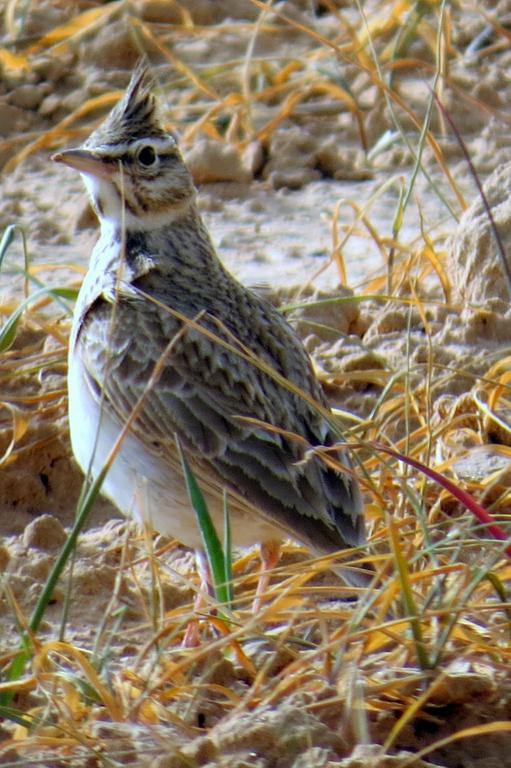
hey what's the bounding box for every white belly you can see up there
[68,353,283,550]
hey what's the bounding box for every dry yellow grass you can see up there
[0,1,510,766]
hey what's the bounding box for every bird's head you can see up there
[53,63,195,231]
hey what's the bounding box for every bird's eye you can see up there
[137,145,157,166]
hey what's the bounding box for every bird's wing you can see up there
[77,287,364,551]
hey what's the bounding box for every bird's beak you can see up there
[52,149,115,180]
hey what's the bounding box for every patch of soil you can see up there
[1,1,511,766]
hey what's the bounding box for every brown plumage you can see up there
[53,64,369,594]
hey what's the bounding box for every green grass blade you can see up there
[0,225,16,266]
[0,706,39,729]
[0,305,22,352]
[0,286,76,352]
[388,515,431,670]
[223,489,233,605]
[0,463,111,705]
[0,224,30,298]
[176,438,231,609]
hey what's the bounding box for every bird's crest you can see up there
[85,61,167,148]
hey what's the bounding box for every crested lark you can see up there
[53,64,369,601]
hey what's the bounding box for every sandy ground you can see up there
[1,1,511,766]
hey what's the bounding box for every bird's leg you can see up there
[183,549,212,647]
[252,539,281,615]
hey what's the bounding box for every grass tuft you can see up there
[0,1,510,764]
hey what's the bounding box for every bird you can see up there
[52,63,369,624]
